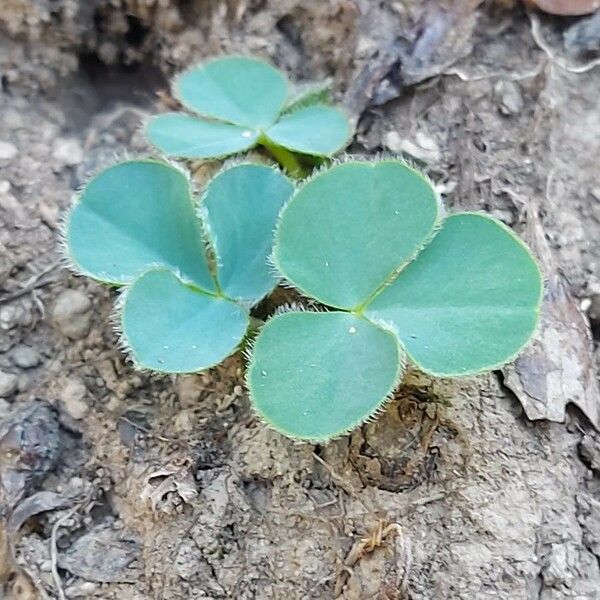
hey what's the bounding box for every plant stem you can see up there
[259,137,307,179]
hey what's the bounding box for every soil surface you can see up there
[1,1,600,599]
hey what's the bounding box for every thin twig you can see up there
[528,10,600,74]
[312,452,370,512]
[0,261,61,304]
[119,414,193,448]
[444,62,544,82]
[49,503,80,600]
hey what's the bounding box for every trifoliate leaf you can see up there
[146,113,259,159]
[66,160,215,291]
[202,164,294,303]
[175,57,288,129]
[274,160,440,309]
[365,213,543,376]
[248,311,403,441]
[121,269,248,373]
[265,105,352,157]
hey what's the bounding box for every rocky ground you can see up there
[1,1,600,599]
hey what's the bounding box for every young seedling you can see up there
[247,159,543,441]
[63,159,294,372]
[146,56,353,176]
[61,54,542,443]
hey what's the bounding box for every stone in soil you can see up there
[12,344,41,368]
[52,137,84,167]
[52,289,92,339]
[0,369,19,397]
[59,377,89,420]
[0,140,18,160]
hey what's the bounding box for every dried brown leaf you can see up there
[502,206,600,429]
[140,460,198,513]
[7,491,73,537]
[526,0,600,16]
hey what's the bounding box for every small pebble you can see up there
[0,398,11,418]
[177,374,203,408]
[495,80,524,116]
[52,137,84,167]
[64,581,97,596]
[0,305,18,330]
[39,560,52,573]
[0,370,19,397]
[38,200,60,228]
[564,10,600,54]
[60,377,89,419]
[588,293,600,327]
[392,131,441,163]
[0,141,17,160]
[52,289,92,339]
[12,345,40,369]
[0,303,32,330]
[383,130,402,153]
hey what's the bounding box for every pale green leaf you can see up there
[365,213,543,376]
[146,113,258,159]
[121,269,249,373]
[274,160,440,309]
[265,105,351,156]
[175,56,288,129]
[248,311,403,441]
[66,160,215,291]
[202,164,294,303]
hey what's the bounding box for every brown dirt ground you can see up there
[1,1,600,599]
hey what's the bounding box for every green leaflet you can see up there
[147,113,258,159]
[248,160,543,440]
[65,160,215,291]
[274,160,440,309]
[202,164,294,303]
[247,311,402,441]
[121,269,248,373]
[265,105,352,157]
[175,56,288,129]
[365,213,543,376]
[146,56,353,163]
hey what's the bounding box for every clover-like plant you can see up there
[64,159,293,372]
[247,160,543,441]
[146,56,352,175]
